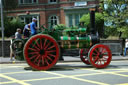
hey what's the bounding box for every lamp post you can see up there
[0,0,5,57]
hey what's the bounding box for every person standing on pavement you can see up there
[124,39,128,56]
[30,18,38,35]
[10,28,22,61]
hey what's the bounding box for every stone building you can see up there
[5,0,99,28]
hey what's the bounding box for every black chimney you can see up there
[90,8,96,35]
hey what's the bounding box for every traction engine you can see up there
[11,8,112,70]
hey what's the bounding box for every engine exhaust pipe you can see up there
[90,8,98,36]
[89,8,100,44]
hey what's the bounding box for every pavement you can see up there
[0,55,128,64]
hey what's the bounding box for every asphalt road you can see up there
[0,60,128,85]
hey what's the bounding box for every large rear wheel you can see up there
[24,34,60,70]
[88,44,112,68]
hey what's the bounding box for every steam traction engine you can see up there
[12,8,112,70]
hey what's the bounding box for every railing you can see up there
[102,43,122,56]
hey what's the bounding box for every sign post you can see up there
[0,0,5,57]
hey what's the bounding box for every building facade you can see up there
[6,0,99,28]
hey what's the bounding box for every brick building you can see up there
[6,0,99,28]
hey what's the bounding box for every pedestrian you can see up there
[15,28,22,39]
[23,24,31,38]
[124,39,128,56]
[10,39,15,61]
[10,28,22,61]
[30,18,38,35]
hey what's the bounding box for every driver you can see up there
[30,18,38,35]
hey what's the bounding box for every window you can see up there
[69,15,73,27]
[67,14,83,27]
[49,0,57,3]
[75,15,79,26]
[49,15,59,28]
[19,15,39,27]
[19,0,38,4]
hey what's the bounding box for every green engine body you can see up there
[40,26,92,49]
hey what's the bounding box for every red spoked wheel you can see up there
[80,49,90,65]
[88,44,112,68]
[24,34,60,70]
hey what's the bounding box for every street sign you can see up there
[75,2,87,6]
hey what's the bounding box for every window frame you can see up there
[66,14,83,27]
[18,0,38,4]
[48,15,59,28]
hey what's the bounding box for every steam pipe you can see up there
[89,8,100,45]
[90,8,96,35]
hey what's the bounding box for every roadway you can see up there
[0,58,128,85]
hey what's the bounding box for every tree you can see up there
[0,17,24,37]
[100,0,128,38]
[80,12,104,37]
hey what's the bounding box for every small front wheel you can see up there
[88,44,112,68]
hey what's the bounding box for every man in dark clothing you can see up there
[23,24,31,38]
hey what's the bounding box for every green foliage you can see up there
[100,0,128,38]
[54,24,68,31]
[0,17,25,37]
[80,13,104,37]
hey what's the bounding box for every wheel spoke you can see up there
[32,43,40,51]
[45,58,50,66]
[103,54,109,56]
[92,52,98,56]
[30,55,37,60]
[46,56,53,61]
[35,39,40,49]
[43,39,47,48]
[94,48,99,54]
[48,54,56,58]
[29,51,39,55]
[34,55,40,63]
[37,58,41,66]
[101,48,107,54]
[28,47,38,52]
[46,50,56,53]
[103,57,108,61]
[40,38,43,49]
[101,58,106,64]
[93,56,99,62]
[44,42,51,50]
[97,59,102,65]
[41,56,45,66]
[47,45,55,50]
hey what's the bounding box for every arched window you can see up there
[49,15,59,28]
